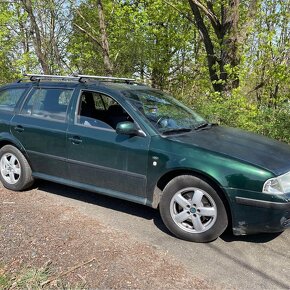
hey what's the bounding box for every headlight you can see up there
[263,171,290,194]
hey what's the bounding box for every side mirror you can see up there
[116,122,145,137]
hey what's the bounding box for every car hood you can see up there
[166,126,290,175]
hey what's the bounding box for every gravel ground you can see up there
[0,185,211,289]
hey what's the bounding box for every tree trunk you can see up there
[97,0,113,76]
[188,0,222,92]
[16,6,30,72]
[20,0,50,74]
[188,0,258,95]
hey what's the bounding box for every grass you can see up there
[0,274,9,289]
[0,266,9,289]
[0,262,52,289]
[14,268,51,289]
[0,262,87,289]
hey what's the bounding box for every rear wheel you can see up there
[0,145,34,191]
[159,175,228,242]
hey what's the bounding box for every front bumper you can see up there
[225,189,290,235]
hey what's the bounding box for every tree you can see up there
[20,0,50,73]
[0,2,19,83]
[245,0,290,107]
[187,0,259,95]
[15,0,74,74]
[71,0,113,75]
[69,0,201,91]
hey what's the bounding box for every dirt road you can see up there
[0,183,210,289]
[1,181,290,289]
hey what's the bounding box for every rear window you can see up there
[0,88,26,112]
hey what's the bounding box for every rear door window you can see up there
[21,88,73,121]
[0,88,26,112]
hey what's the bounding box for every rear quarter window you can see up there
[0,88,26,112]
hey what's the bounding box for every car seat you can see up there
[80,92,96,119]
[107,104,129,128]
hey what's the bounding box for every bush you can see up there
[186,90,290,144]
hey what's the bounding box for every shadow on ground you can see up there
[36,180,283,244]
[36,180,173,237]
[220,230,282,243]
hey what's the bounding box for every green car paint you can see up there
[0,79,290,237]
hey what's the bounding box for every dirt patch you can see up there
[0,186,211,289]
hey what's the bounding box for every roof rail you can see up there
[23,73,135,83]
[73,73,135,82]
[23,73,80,82]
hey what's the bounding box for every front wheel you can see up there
[0,145,34,191]
[159,175,228,242]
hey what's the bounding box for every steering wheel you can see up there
[156,116,170,127]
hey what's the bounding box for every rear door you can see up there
[67,89,150,200]
[10,86,74,179]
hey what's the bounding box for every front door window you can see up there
[76,91,132,129]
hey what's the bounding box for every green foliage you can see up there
[14,268,50,288]
[68,0,200,87]
[254,106,290,143]
[0,3,19,83]
[0,264,51,289]
[0,263,86,289]
[193,89,290,143]
[0,273,9,289]
[243,0,290,107]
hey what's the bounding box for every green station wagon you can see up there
[0,73,290,242]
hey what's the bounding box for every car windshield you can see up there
[123,89,206,134]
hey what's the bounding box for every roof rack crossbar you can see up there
[23,73,135,83]
[74,74,135,82]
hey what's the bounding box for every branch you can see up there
[188,0,221,91]
[189,0,222,39]
[73,23,102,49]
[239,0,259,43]
[162,0,194,23]
[247,82,265,94]
[206,0,219,26]
[247,0,259,20]
[190,0,220,27]
[41,258,96,287]
[75,8,100,38]
[20,0,50,73]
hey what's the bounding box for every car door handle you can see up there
[14,125,24,133]
[69,136,82,144]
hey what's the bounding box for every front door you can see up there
[67,90,150,200]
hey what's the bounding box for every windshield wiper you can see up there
[194,122,217,130]
[161,128,192,135]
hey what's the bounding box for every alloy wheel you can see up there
[170,187,217,233]
[0,153,21,184]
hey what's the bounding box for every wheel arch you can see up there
[0,135,29,162]
[151,169,233,228]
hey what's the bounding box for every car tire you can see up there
[159,175,228,243]
[0,145,34,191]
